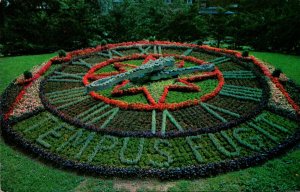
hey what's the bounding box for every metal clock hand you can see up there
[85,57,215,93]
[86,57,175,92]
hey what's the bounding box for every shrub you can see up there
[272,68,282,77]
[242,51,249,57]
[101,40,108,45]
[23,71,33,79]
[58,50,66,57]
[148,36,156,42]
[196,40,203,45]
[0,44,3,56]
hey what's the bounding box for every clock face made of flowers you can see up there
[1,41,299,179]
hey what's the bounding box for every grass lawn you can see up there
[251,51,300,84]
[0,52,300,192]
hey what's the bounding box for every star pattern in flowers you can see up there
[87,55,218,105]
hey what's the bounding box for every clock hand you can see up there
[86,57,175,93]
[86,57,217,93]
[149,64,215,81]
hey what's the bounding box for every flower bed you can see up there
[1,41,299,179]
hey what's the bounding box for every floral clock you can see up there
[1,41,299,179]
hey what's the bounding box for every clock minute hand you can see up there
[85,57,175,93]
[148,56,232,81]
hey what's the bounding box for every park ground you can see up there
[0,52,299,192]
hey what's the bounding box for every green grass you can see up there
[251,51,300,84]
[0,52,300,192]
[0,53,57,91]
[0,141,84,192]
[168,150,300,192]
[166,79,218,103]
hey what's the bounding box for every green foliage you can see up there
[148,36,156,42]
[0,44,4,55]
[186,136,205,163]
[2,0,300,54]
[168,149,300,191]
[272,68,282,78]
[88,136,118,163]
[0,53,57,92]
[1,45,300,192]
[149,139,173,168]
[58,49,66,57]
[208,131,240,157]
[233,128,264,151]
[2,0,100,55]
[242,51,249,57]
[166,79,218,103]
[120,138,145,165]
[0,140,83,192]
[251,51,300,84]
[101,39,108,45]
[23,70,33,79]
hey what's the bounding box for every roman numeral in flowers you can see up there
[45,87,89,109]
[161,110,184,136]
[138,46,152,54]
[200,102,240,123]
[153,45,162,54]
[71,59,92,69]
[151,110,184,135]
[75,102,119,129]
[219,84,262,102]
[182,48,193,56]
[48,71,84,83]
[98,49,124,58]
[207,56,231,65]
[45,87,84,97]
[151,110,157,134]
[222,70,256,79]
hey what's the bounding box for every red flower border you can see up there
[83,54,224,111]
[4,56,70,120]
[5,40,300,119]
[249,56,300,113]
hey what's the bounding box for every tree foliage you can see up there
[0,0,299,55]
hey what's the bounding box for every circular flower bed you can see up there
[1,41,299,179]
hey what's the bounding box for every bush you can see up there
[148,36,156,42]
[58,50,66,58]
[23,71,33,79]
[242,51,249,57]
[100,40,108,46]
[196,40,203,45]
[272,68,282,78]
[0,44,3,56]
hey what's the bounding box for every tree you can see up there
[161,4,209,41]
[1,0,103,55]
[237,0,300,54]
